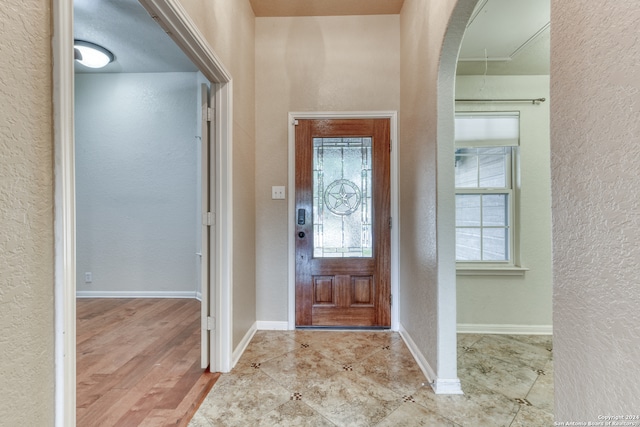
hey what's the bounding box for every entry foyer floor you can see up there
[191,330,553,426]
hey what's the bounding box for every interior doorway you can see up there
[54,1,234,425]
[72,1,215,422]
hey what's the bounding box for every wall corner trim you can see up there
[432,378,464,395]
[400,323,463,395]
[54,0,77,425]
[231,322,257,370]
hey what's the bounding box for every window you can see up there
[455,113,519,265]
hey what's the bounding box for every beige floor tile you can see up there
[353,344,426,396]
[512,334,553,352]
[193,370,290,426]
[458,350,539,400]
[412,381,520,427]
[291,330,397,347]
[188,411,213,427]
[457,333,483,353]
[234,331,300,368]
[510,404,555,427]
[360,331,406,347]
[191,332,554,426]
[526,359,554,414]
[257,400,337,427]
[303,371,403,426]
[376,402,462,427]
[309,335,386,365]
[470,334,552,370]
[259,347,342,391]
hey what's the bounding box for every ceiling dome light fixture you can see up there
[74,40,115,69]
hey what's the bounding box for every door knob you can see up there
[298,231,305,238]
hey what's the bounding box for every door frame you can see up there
[287,112,399,331]
[53,1,234,425]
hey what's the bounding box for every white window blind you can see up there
[455,113,520,147]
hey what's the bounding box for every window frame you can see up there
[454,112,527,275]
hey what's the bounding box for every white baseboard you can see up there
[457,323,553,335]
[256,321,290,330]
[76,290,198,299]
[399,323,463,395]
[195,292,202,301]
[399,323,436,383]
[231,322,257,369]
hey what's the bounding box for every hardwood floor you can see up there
[76,298,219,427]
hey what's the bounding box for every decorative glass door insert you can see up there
[313,137,372,258]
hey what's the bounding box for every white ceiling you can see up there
[74,0,549,76]
[457,0,550,75]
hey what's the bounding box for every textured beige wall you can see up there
[254,15,400,321]
[399,0,458,376]
[249,0,404,17]
[177,0,257,348]
[551,1,640,420]
[0,0,55,424]
[456,75,553,330]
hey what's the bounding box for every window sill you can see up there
[456,265,529,276]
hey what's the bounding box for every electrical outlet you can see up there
[272,186,286,200]
[85,272,92,283]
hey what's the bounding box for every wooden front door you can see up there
[295,118,391,327]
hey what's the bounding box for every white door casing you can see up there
[53,1,234,425]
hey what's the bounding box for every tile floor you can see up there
[190,330,553,426]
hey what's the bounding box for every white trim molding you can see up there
[256,321,290,331]
[231,322,258,369]
[399,324,436,382]
[138,0,231,83]
[287,111,399,331]
[399,323,464,395]
[432,378,465,395]
[457,323,553,335]
[53,1,76,425]
[456,266,529,276]
[128,0,235,375]
[214,79,234,374]
[76,291,199,299]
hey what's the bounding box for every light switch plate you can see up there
[272,186,286,200]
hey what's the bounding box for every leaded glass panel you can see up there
[313,137,372,258]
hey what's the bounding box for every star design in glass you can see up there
[324,179,361,215]
[328,183,357,210]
